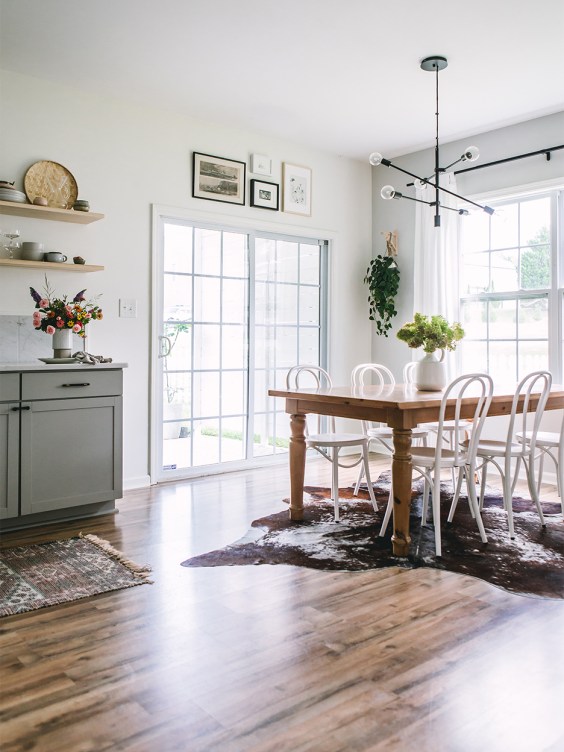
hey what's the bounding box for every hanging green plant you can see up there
[364,254,400,336]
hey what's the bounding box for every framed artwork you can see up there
[192,152,246,205]
[250,153,272,176]
[282,163,311,216]
[250,179,279,210]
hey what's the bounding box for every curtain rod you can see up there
[454,144,564,176]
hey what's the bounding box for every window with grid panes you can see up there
[459,189,562,383]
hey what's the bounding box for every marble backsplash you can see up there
[0,315,82,363]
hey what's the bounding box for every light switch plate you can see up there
[119,298,137,318]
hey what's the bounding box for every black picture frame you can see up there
[250,179,279,211]
[192,152,246,205]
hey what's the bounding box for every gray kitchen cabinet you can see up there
[0,373,20,519]
[0,365,124,530]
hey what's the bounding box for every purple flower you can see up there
[29,287,42,304]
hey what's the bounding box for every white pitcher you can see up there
[414,350,446,391]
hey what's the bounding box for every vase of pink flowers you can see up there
[30,277,103,359]
[51,328,74,358]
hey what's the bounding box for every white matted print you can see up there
[282,163,311,216]
[192,152,246,205]
[250,179,279,210]
[250,153,272,176]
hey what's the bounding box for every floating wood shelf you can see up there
[0,259,104,273]
[0,200,104,224]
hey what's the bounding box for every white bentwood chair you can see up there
[351,363,428,497]
[285,365,377,522]
[380,372,494,557]
[473,370,553,539]
[405,362,473,489]
[516,412,564,514]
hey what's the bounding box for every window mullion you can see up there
[246,232,256,460]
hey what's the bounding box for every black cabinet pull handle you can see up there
[11,406,31,411]
[61,383,91,387]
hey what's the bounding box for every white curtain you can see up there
[413,172,461,380]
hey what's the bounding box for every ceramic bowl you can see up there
[44,251,68,263]
[73,199,90,212]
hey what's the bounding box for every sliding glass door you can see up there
[153,216,327,481]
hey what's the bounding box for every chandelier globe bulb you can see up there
[462,145,480,162]
[380,185,396,200]
[369,152,384,167]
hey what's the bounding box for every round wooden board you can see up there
[24,160,78,209]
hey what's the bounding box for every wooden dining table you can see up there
[269,381,564,556]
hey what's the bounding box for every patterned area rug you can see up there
[0,534,152,617]
[182,472,564,599]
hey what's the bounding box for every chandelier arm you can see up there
[386,162,494,213]
[441,156,464,172]
[439,203,467,214]
[427,181,494,213]
[409,156,463,185]
[398,194,435,207]
[392,165,493,212]
[378,160,430,185]
[392,194,470,214]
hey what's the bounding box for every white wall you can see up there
[0,69,373,488]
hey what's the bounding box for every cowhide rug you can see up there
[181,472,564,599]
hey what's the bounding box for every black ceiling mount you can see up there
[420,55,448,72]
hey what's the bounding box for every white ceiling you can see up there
[1,0,563,161]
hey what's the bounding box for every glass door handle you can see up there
[159,335,172,357]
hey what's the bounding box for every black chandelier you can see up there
[369,55,494,228]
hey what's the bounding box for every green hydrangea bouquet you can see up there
[396,312,464,354]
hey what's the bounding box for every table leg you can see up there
[391,428,413,556]
[289,413,307,520]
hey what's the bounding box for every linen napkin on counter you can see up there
[72,351,113,364]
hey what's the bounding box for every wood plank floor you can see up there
[1,456,564,752]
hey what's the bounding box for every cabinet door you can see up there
[0,403,20,519]
[20,396,123,516]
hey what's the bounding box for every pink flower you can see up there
[72,323,81,333]
[32,312,41,325]
[65,305,73,316]
[46,325,55,335]
[56,319,65,328]
[39,298,49,308]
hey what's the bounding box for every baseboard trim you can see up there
[123,475,152,490]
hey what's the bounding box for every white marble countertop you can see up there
[0,362,128,372]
